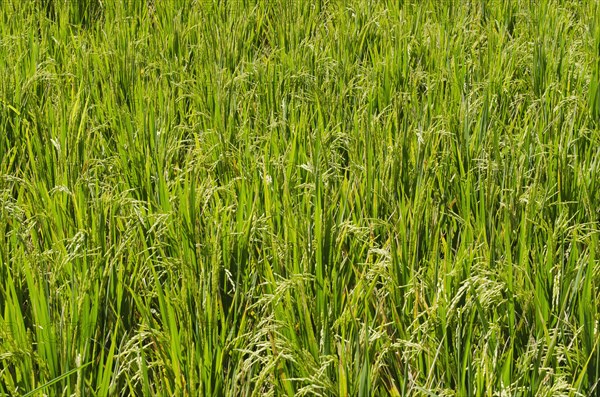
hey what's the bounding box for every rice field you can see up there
[1,0,600,395]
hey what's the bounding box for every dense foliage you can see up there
[1,0,599,395]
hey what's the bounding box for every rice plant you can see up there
[1,0,599,395]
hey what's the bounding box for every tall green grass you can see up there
[1,0,599,395]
